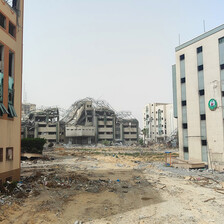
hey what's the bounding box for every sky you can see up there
[23,0,224,127]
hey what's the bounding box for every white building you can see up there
[172,24,224,170]
[143,103,177,143]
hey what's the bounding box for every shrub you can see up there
[102,140,111,146]
[21,138,46,154]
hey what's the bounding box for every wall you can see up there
[0,0,24,182]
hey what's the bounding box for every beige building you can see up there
[143,103,177,143]
[173,24,224,170]
[0,0,24,183]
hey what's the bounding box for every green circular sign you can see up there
[208,99,217,111]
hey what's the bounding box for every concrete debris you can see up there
[2,146,224,224]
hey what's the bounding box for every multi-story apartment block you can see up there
[143,103,177,143]
[173,24,224,170]
[0,0,24,183]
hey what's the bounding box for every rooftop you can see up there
[176,24,224,52]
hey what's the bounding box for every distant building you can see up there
[21,108,60,144]
[0,0,24,183]
[61,98,139,145]
[172,24,224,170]
[143,103,177,143]
[21,103,36,120]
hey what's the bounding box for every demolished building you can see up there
[21,108,60,144]
[60,98,139,145]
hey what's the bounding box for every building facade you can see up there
[143,103,177,143]
[62,98,139,145]
[21,108,60,144]
[173,24,224,170]
[0,0,24,183]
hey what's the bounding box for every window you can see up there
[0,12,6,29]
[0,45,3,73]
[182,123,188,129]
[197,46,203,53]
[0,148,3,162]
[9,22,16,38]
[198,65,203,71]
[182,100,187,106]
[8,51,14,77]
[199,89,204,96]
[180,54,185,61]
[200,114,206,120]
[39,124,46,127]
[181,77,185,83]
[220,64,224,70]
[222,91,224,97]
[49,132,56,135]
[201,140,207,146]
[219,37,224,44]
[183,147,188,153]
[6,147,13,161]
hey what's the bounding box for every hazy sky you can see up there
[23,0,224,127]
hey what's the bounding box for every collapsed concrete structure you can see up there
[21,108,60,144]
[21,103,36,121]
[60,98,139,145]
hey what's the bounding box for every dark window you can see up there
[0,45,3,73]
[0,12,6,29]
[199,89,204,96]
[8,51,14,77]
[6,147,13,161]
[183,147,188,153]
[220,64,224,70]
[201,140,207,146]
[222,91,224,97]
[38,124,46,127]
[182,123,188,129]
[200,114,206,120]
[197,46,203,53]
[9,22,16,37]
[219,37,224,44]
[0,148,3,162]
[181,77,186,83]
[182,100,187,106]
[198,65,203,71]
[180,54,185,61]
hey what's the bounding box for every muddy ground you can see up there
[1,146,224,224]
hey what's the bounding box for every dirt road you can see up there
[1,147,224,224]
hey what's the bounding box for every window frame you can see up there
[180,54,185,61]
[8,21,16,38]
[197,46,203,54]
[6,147,13,161]
[0,148,3,162]
[0,11,6,30]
